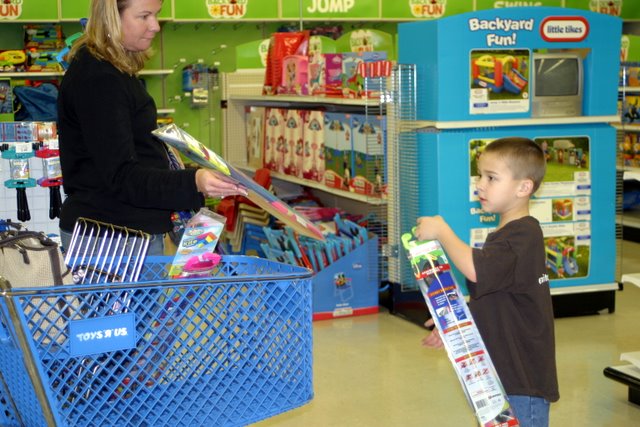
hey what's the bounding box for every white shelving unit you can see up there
[221,70,388,206]
[221,70,390,285]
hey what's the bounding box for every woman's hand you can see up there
[195,169,248,199]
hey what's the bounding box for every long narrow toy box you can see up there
[402,232,520,427]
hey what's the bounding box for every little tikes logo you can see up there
[540,16,589,43]
[589,0,622,17]
[206,0,247,19]
[0,0,23,20]
[410,0,447,19]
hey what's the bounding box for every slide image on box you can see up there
[470,49,530,114]
[544,236,589,279]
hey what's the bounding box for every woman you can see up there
[57,0,244,255]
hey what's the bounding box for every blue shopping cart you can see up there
[0,256,313,427]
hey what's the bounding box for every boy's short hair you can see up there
[484,137,547,194]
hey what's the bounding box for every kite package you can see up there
[402,232,520,427]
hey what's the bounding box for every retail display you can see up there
[392,8,621,319]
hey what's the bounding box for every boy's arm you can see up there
[415,215,477,282]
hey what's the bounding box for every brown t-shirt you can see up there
[469,216,559,402]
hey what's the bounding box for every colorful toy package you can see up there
[402,232,520,427]
[169,208,226,278]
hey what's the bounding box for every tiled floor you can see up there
[255,240,640,426]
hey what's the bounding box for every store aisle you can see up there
[255,241,640,427]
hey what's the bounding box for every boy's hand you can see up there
[421,318,444,349]
[415,215,446,241]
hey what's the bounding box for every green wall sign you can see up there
[0,0,58,21]
[475,0,563,10]
[281,0,379,20]
[381,0,473,20]
[174,0,278,20]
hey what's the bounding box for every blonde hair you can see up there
[68,0,152,75]
[485,137,547,194]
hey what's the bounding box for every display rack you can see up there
[221,69,389,284]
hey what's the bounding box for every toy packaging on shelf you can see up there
[169,207,226,278]
[402,233,519,427]
[323,112,352,191]
[350,114,386,197]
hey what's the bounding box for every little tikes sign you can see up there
[0,0,23,20]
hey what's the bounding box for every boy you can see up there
[415,137,559,427]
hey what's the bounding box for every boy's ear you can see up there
[518,179,534,197]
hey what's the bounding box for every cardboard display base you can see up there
[311,236,379,321]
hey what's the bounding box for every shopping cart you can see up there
[0,256,313,427]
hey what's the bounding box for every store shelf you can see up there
[240,166,387,205]
[139,69,175,76]
[612,123,640,132]
[230,94,382,108]
[621,273,640,288]
[0,71,63,78]
[409,115,621,130]
[1,69,173,78]
[619,86,640,93]
[623,167,640,181]
[550,283,619,296]
[620,210,640,228]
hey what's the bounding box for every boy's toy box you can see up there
[350,114,386,196]
[282,109,305,177]
[398,7,621,121]
[279,55,309,96]
[342,51,387,99]
[264,107,286,173]
[398,123,616,293]
[302,109,326,182]
[324,112,352,190]
[169,209,226,278]
[312,235,379,320]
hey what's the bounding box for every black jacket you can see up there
[57,47,203,234]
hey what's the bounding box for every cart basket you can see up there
[0,255,313,427]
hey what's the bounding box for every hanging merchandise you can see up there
[1,142,36,222]
[35,141,63,219]
[182,62,210,108]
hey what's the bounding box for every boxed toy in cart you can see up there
[0,255,313,427]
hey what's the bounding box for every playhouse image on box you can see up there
[471,50,529,97]
[535,137,589,183]
[544,236,589,280]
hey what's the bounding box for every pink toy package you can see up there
[308,53,326,96]
[324,53,343,97]
[302,110,325,182]
[264,107,286,173]
[279,55,309,95]
[283,109,305,177]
